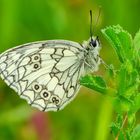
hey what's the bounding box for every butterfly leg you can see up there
[100,58,115,73]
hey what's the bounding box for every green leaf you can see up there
[134,28,140,52]
[116,63,138,98]
[113,96,132,113]
[110,122,120,138]
[130,93,140,113]
[110,121,125,140]
[131,124,140,140]
[101,25,133,63]
[127,113,136,131]
[101,25,140,140]
[80,75,107,94]
[117,65,127,96]
[134,29,140,70]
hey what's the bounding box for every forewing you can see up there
[0,40,85,111]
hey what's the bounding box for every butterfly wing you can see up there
[0,40,85,111]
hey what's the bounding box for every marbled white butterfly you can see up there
[0,11,102,111]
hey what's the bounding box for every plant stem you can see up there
[115,114,128,140]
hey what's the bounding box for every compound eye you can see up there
[90,38,97,47]
[91,40,97,47]
[90,36,100,47]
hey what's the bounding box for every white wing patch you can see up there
[0,40,85,111]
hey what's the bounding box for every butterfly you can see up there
[0,11,102,112]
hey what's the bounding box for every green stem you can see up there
[115,114,128,140]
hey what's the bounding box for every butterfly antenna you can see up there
[94,6,101,34]
[90,10,93,40]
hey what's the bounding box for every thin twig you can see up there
[115,114,128,140]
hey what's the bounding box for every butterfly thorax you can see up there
[82,37,101,73]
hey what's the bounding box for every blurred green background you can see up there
[0,0,140,140]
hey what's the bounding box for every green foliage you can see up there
[80,25,140,139]
[102,25,133,63]
[80,75,107,94]
[134,29,140,72]
[131,125,140,140]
